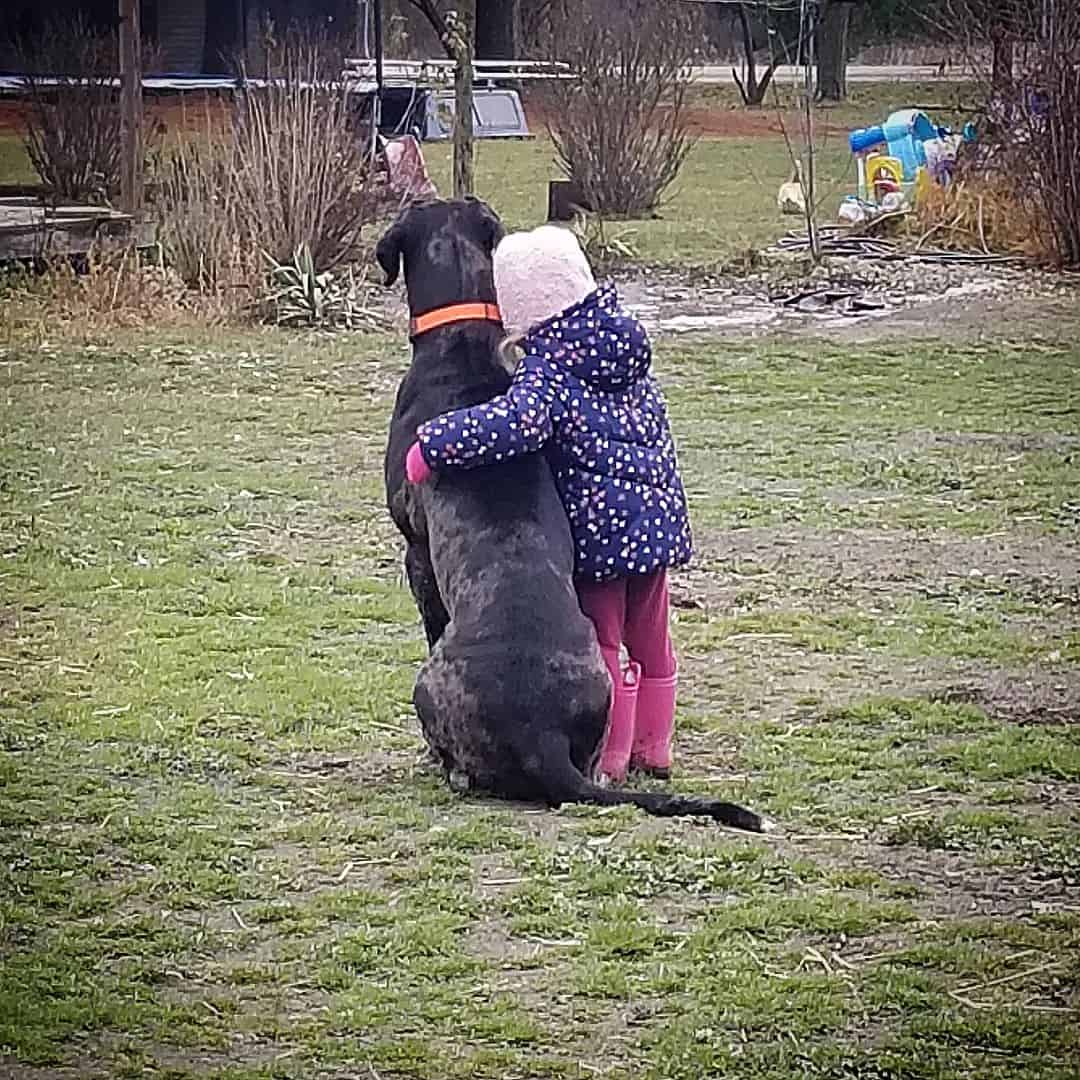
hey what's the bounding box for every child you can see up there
[404,225,692,783]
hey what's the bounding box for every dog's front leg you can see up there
[405,541,450,649]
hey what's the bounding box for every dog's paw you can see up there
[448,768,471,794]
[415,746,441,769]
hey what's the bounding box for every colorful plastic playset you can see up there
[843,109,976,221]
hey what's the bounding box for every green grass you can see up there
[1,321,1078,1079]
[425,134,855,267]
[0,134,34,186]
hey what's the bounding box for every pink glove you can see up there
[405,441,433,485]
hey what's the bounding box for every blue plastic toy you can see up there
[848,109,976,207]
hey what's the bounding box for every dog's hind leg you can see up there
[405,541,450,649]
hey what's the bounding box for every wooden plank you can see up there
[0,221,156,260]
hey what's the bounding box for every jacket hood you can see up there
[526,283,651,392]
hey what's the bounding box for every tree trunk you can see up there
[732,3,778,107]
[476,0,519,59]
[451,1,475,199]
[815,1,853,103]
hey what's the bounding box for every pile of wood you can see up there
[0,194,155,261]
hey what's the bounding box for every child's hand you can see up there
[405,442,433,485]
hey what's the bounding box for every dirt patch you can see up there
[674,643,952,728]
[889,430,1080,455]
[523,99,848,141]
[617,265,1080,344]
[857,843,1077,917]
[682,524,1080,609]
[818,290,1080,345]
[0,1062,106,1080]
[463,915,542,968]
[932,671,1080,726]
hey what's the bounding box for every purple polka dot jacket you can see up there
[415,283,693,582]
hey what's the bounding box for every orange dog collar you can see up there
[409,302,502,338]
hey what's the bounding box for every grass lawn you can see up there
[0,129,847,266]
[425,135,857,267]
[0,79,978,268]
[0,134,35,186]
[2,318,1078,1078]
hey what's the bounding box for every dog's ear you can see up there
[375,218,407,286]
[466,197,504,256]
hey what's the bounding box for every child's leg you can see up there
[576,577,638,783]
[576,577,627,657]
[624,570,677,777]
[623,570,676,679]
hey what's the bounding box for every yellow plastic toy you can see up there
[914,165,932,206]
[865,153,904,198]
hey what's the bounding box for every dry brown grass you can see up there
[932,0,1080,268]
[912,176,1051,261]
[0,253,229,346]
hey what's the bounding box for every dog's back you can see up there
[413,447,611,799]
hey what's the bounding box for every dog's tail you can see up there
[533,736,765,833]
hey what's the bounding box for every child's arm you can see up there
[412,360,562,475]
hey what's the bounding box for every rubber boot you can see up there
[597,648,640,785]
[630,670,677,779]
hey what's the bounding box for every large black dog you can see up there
[378,197,763,831]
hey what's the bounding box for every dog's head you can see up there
[375,197,504,315]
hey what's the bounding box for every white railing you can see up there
[342,57,573,87]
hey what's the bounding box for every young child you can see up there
[404,225,692,783]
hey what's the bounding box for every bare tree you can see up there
[927,0,1080,266]
[538,0,700,217]
[403,0,476,196]
[447,3,476,197]
[732,3,779,106]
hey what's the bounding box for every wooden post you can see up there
[118,0,143,214]
[802,2,819,262]
[449,0,476,199]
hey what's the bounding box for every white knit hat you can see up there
[493,225,597,337]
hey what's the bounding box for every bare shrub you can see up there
[16,16,122,203]
[929,0,1080,267]
[153,27,377,307]
[232,30,372,269]
[152,124,258,297]
[535,0,700,218]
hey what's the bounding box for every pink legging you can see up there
[576,570,677,680]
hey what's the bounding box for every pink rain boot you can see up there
[597,649,640,785]
[631,670,677,779]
